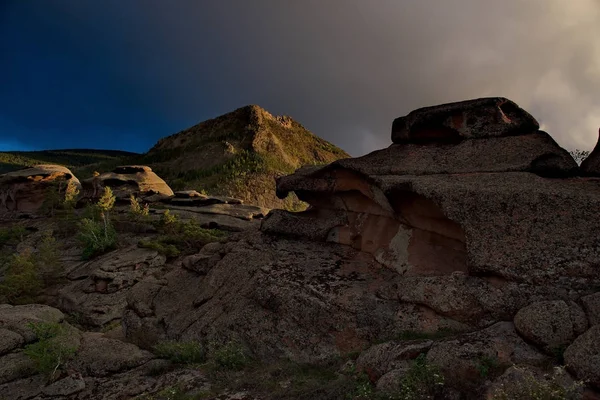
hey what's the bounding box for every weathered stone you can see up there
[42,374,86,396]
[157,208,259,232]
[426,322,548,392]
[356,340,433,381]
[514,301,577,351]
[568,301,589,336]
[0,352,37,384]
[58,247,166,328]
[174,190,208,199]
[581,129,600,176]
[391,97,539,143]
[0,304,65,342]
[582,292,600,326]
[82,165,173,200]
[564,325,600,388]
[0,328,24,356]
[0,164,81,213]
[375,367,410,393]
[168,203,269,221]
[68,332,154,377]
[486,365,583,399]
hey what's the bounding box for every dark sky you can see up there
[2,1,599,156]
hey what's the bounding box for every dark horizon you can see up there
[2,1,600,156]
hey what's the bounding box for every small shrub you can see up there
[129,195,150,219]
[568,149,590,165]
[150,218,226,255]
[96,186,116,214]
[23,322,77,380]
[63,180,79,209]
[0,225,28,247]
[477,355,501,379]
[394,353,445,400]
[138,239,180,258]
[159,209,178,227]
[351,372,375,399]
[491,366,584,400]
[77,218,117,259]
[36,230,63,282]
[153,340,206,364]
[0,250,42,304]
[209,340,250,371]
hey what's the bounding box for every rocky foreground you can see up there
[1,97,600,399]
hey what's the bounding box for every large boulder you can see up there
[426,322,548,392]
[391,97,539,143]
[514,301,585,352]
[82,165,173,200]
[0,165,81,213]
[564,325,600,388]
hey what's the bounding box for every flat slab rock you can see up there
[167,203,269,221]
[155,209,260,232]
[392,97,539,143]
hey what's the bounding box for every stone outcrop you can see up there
[82,165,173,200]
[0,304,205,400]
[0,165,81,213]
[56,247,167,328]
[581,128,600,176]
[391,97,539,143]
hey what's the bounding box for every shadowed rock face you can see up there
[391,97,539,143]
[0,165,81,213]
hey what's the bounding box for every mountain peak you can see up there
[142,105,348,209]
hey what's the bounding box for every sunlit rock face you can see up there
[0,164,81,213]
[81,165,174,200]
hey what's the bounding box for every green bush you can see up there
[0,230,64,304]
[153,340,206,364]
[77,218,117,259]
[138,239,180,258]
[0,250,42,304]
[394,353,445,400]
[209,340,250,371]
[23,322,77,380]
[490,366,583,400]
[0,225,28,247]
[159,209,178,227]
[148,218,226,256]
[129,195,150,219]
[96,186,116,213]
[36,230,64,282]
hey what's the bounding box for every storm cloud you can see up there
[2,0,600,155]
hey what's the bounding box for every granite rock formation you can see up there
[82,165,174,201]
[122,98,600,396]
[0,165,81,213]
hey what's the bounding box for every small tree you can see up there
[77,187,117,259]
[569,149,591,165]
[129,195,149,219]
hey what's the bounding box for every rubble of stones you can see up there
[1,97,600,399]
